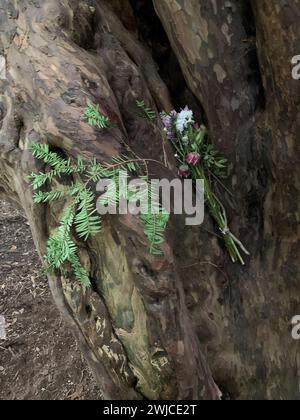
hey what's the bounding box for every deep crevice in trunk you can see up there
[129,0,205,119]
[240,0,266,111]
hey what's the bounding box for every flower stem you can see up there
[192,166,246,265]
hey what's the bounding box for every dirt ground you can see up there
[0,200,101,400]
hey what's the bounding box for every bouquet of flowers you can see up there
[161,107,249,265]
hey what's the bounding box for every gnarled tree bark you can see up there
[1,0,299,400]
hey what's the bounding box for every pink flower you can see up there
[185,152,201,166]
[178,165,190,178]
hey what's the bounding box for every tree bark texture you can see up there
[0,0,300,400]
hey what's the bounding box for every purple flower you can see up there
[178,165,190,178]
[160,111,177,141]
[186,152,201,166]
[161,114,172,128]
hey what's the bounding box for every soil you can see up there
[0,200,102,400]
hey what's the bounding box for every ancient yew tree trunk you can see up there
[0,0,300,400]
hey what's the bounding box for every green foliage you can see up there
[68,253,91,288]
[87,160,107,183]
[84,100,110,129]
[136,100,156,122]
[45,206,89,288]
[202,143,227,177]
[46,206,76,269]
[188,126,227,178]
[141,211,169,255]
[30,143,69,167]
[33,190,65,203]
[111,155,139,172]
[28,144,86,189]
[75,189,101,241]
[127,179,170,255]
[28,100,170,286]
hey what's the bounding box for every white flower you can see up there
[175,108,194,133]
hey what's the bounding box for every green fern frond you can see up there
[111,155,140,172]
[87,167,105,182]
[70,183,84,197]
[28,168,69,189]
[30,143,73,172]
[99,180,119,207]
[141,211,169,255]
[28,171,53,190]
[74,157,86,174]
[88,155,140,182]
[46,206,76,268]
[28,144,86,189]
[136,100,156,122]
[33,190,65,203]
[69,253,91,287]
[28,144,76,189]
[45,206,91,287]
[139,182,169,255]
[30,143,61,165]
[75,189,102,240]
[87,160,111,182]
[46,236,77,269]
[60,206,76,234]
[29,102,170,287]
[84,100,110,129]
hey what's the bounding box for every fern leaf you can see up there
[68,252,91,287]
[140,181,169,255]
[45,206,91,287]
[141,211,169,255]
[45,206,76,268]
[29,143,75,189]
[29,138,169,285]
[70,183,84,197]
[75,189,102,240]
[87,161,108,182]
[136,100,156,122]
[30,143,72,171]
[28,171,53,190]
[33,190,65,203]
[84,100,110,129]
[74,157,86,174]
